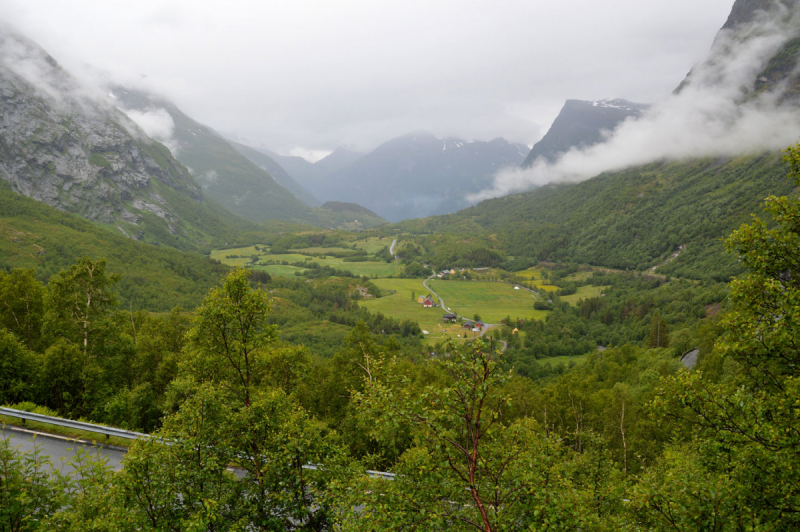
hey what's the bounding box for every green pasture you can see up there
[212,245,404,277]
[353,236,395,254]
[255,264,305,278]
[289,246,354,254]
[427,280,549,324]
[561,284,608,305]
[360,278,471,344]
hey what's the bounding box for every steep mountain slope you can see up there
[251,145,364,194]
[521,99,648,167]
[313,146,364,177]
[0,179,229,311]
[110,88,316,223]
[0,30,259,252]
[319,133,529,222]
[227,140,321,207]
[414,153,794,280]
[722,0,798,29]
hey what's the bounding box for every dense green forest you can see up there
[2,146,800,529]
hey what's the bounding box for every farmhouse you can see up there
[442,313,458,322]
[423,297,434,308]
[463,320,474,329]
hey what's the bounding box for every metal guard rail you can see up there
[0,407,396,480]
[0,407,150,440]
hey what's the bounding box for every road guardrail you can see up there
[0,407,150,441]
[0,407,397,480]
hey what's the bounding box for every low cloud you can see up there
[469,10,800,202]
[122,107,179,154]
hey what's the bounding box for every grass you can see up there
[427,280,549,324]
[256,264,305,277]
[360,278,474,344]
[212,246,405,278]
[289,247,355,254]
[353,236,395,254]
[560,285,608,305]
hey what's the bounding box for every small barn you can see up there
[423,297,434,308]
[463,320,475,329]
[442,313,458,322]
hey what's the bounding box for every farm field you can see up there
[353,236,395,254]
[289,246,355,254]
[561,284,608,305]
[256,264,305,277]
[427,280,549,323]
[212,246,405,277]
[360,278,476,344]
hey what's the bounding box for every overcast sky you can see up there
[0,0,735,159]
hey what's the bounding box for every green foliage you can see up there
[0,183,232,312]
[0,269,44,351]
[44,257,119,355]
[182,268,278,406]
[632,143,800,528]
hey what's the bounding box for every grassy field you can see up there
[212,246,405,277]
[360,278,477,344]
[256,264,305,277]
[353,236,395,254]
[427,280,549,323]
[561,285,608,305]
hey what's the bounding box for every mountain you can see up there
[109,87,318,223]
[0,30,259,252]
[315,133,529,222]
[722,0,798,29]
[227,140,321,207]
[677,0,800,100]
[313,146,364,176]
[393,0,800,280]
[521,99,648,167]
[250,145,364,194]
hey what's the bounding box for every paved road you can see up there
[1,425,126,471]
[389,238,397,259]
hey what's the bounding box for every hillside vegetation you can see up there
[0,182,233,311]
[397,152,794,281]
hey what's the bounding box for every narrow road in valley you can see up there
[389,238,398,259]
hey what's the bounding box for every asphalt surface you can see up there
[1,425,127,472]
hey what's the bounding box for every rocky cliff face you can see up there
[678,0,800,101]
[521,99,648,168]
[0,30,244,247]
[722,0,798,30]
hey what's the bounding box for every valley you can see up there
[1,0,800,529]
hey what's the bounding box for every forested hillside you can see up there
[0,181,238,310]
[398,152,794,280]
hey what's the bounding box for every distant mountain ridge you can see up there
[521,99,648,168]
[227,140,321,207]
[313,133,529,222]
